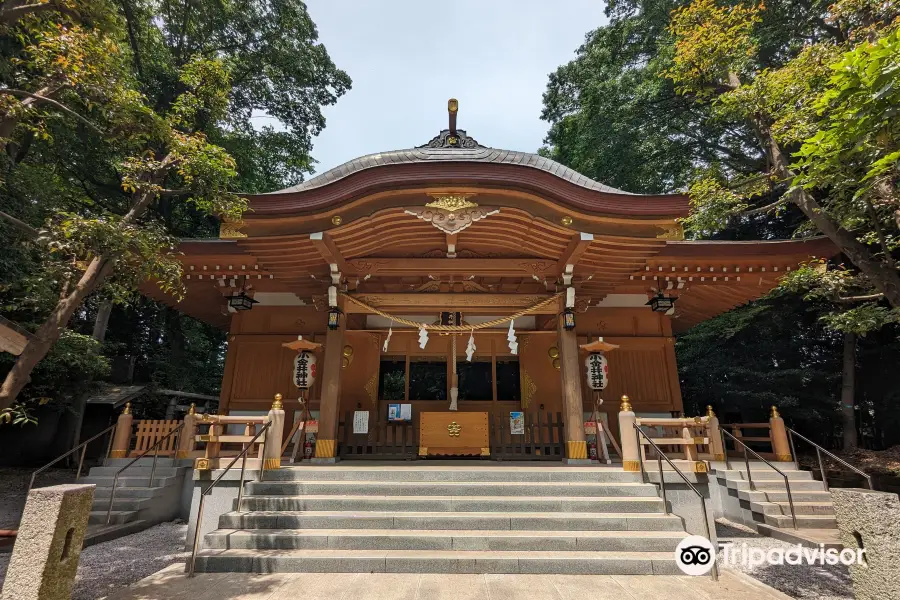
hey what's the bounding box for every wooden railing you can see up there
[337,412,417,460]
[132,419,181,457]
[489,411,565,461]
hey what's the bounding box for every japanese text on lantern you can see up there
[293,351,317,389]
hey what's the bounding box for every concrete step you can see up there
[724,479,826,492]
[244,480,660,498]
[87,466,185,477]
[192,548,681,575]
[88,510,139,525]
[716,469,813,481]
[758,513,837,529]
[237,495,666,513]
[218,511,687,532]
[91,486,169,499]
[737,489,832,503]
[750,501,836,516]
[262,467,644,483]
[79,475,181,488]
[90,496,157,513]
[203,528,686,552]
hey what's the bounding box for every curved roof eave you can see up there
[243,147,690,218]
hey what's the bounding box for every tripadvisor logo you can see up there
[675,535,716,575]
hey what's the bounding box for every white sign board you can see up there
[353,411,369,434]
[585,353,608,391]
[400,404,412,421]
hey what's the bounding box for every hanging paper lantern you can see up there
[585,352,608,390]
[293,350,317,389]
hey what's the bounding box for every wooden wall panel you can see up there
[519,333,563,413]
[338,331,383,414]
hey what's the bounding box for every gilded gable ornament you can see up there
[219,218,247,239]
[405,194,499,235]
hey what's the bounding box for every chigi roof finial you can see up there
[418,97,484,150]
[448,98,458,134]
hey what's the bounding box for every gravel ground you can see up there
[0,467,78,529]
[0,521,188,600]
[717,519,853,600]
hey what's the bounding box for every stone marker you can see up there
[1,484,95,600]
[831,487,900,600]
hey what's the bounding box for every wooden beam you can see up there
[344,293,556,315]
[310,231,349,274]
[446,233,458,258]
[347,258,558,278]
[557,232,594,275]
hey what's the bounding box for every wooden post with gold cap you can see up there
[557,299,587,463]
[315,296,345,462]
[618,396,640,472]
[109,402,134,458]
[769,405,792,461]
[705,405,725,461]
[263,394,285,470]
[176,403,198,460]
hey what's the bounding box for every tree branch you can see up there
[742,197,787,217]
[0,89,103,134]
[836,293,885,304]
[0,2,80,25]
[0,209,38,239]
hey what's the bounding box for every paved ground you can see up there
[104,564,793,600]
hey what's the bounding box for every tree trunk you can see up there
[841,331,858,450]
[92,299,114,342]
[0,256,116,410]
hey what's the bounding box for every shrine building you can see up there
[144,100,833,463]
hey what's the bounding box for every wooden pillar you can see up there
[315,300,345,461]
[706,405,725,461]
[557,311,587,461]
[109,402,133,458]
[619,396,640,472]
[770,405,792,461]
[263,394,285,469]
[175,403,197,459]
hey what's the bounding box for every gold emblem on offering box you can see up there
[447,421,462,437]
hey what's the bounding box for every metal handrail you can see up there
[28,423,117,493]
[188,420,271,577]
[720,428,797,530]
[633,424,718,581]
[105,422,184,524]
[787,428,873,490]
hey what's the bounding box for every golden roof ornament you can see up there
[425,193,478,212]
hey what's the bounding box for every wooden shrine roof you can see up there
[139,102,837,334]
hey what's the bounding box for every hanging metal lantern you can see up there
[292,350,317,389]
[585,352,608,391]
[327,307,342,330]
[227,291,258,311]
[646,292,676,313]
[562,307,576,331]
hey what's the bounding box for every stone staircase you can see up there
[79,458,190,541]
[193,465,691,574]
[714,466,838,544]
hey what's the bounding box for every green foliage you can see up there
[666,0,762,97]
[0,330,109,413]
[793,29,900,208]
